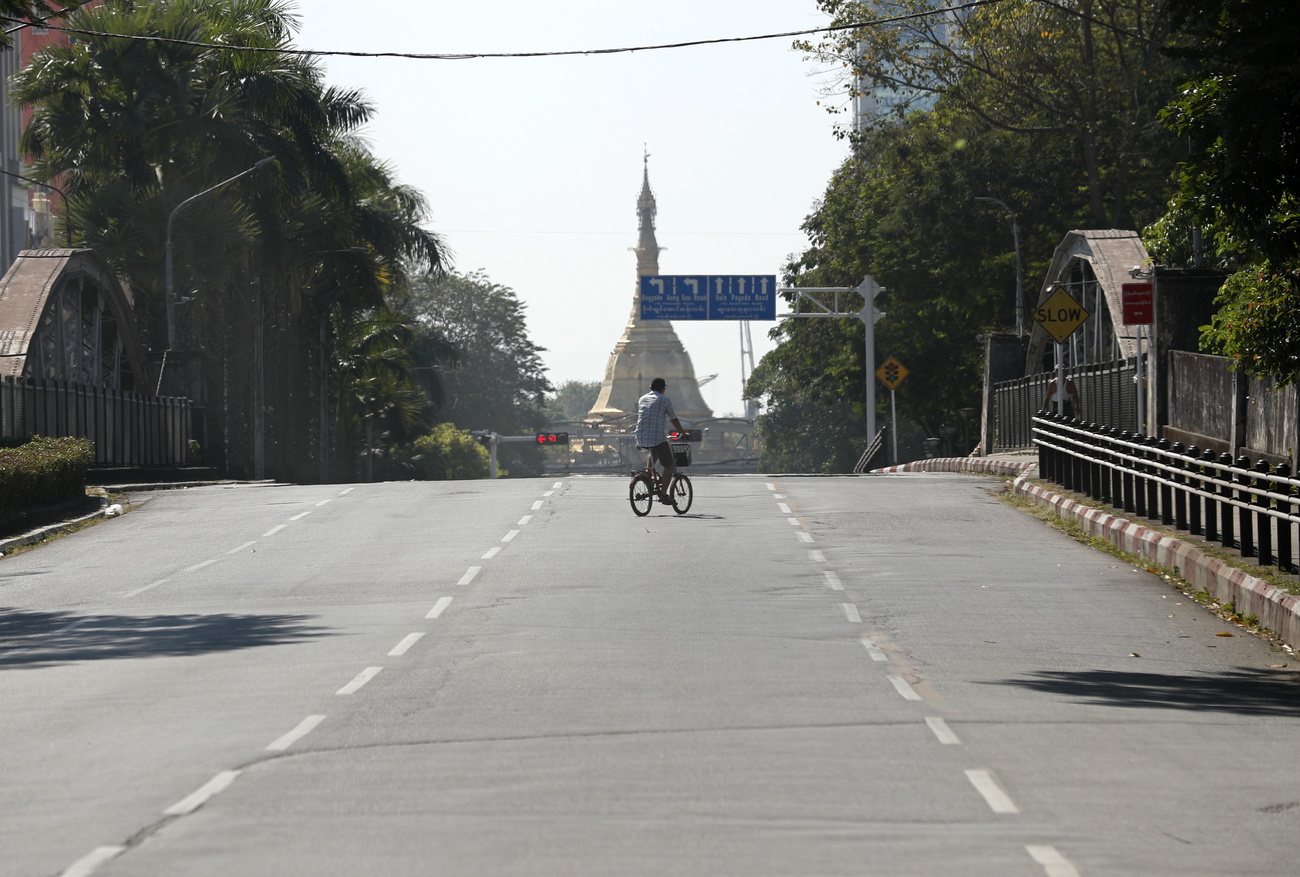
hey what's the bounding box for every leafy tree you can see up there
[545,380,601,422]
[409,423,490,481]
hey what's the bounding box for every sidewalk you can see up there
[872,452,1300,650]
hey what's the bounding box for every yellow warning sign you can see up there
[876,356,909,390]
[1033,288,1090,344]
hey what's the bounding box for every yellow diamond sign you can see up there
[1033,288,1090,344]
[876,356,909,390]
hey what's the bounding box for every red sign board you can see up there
[1121,282,1154,325]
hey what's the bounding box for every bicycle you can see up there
[628,464,692,516]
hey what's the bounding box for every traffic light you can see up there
[535,432,569,445]
[471,431,493,447]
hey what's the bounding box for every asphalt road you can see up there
[1,473,1297,876]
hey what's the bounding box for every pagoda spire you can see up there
[634,149,661,277]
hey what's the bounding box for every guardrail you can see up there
[1033,414,1300,574]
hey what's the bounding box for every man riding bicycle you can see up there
[634,377,686,502]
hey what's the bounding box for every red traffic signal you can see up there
[535,432,569,445]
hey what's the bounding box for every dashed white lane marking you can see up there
[60,845,126,877]
[227,541,256,554]
[426,597,453,619]
[502,530,520,543]
[124,579,169,598]
[552,481,563,489]
[860,638,888,662]
[765,482,777,491]
[926,717,961,745]
[389,633,425,656]
[263,524,287,537]
[823,571,844,591]
[1026,845,1080,877]
[315,498,332,507]
[518,515,533,525]
[266,715,326,752]
[809,549,826,562]
[184,559,218,573]
[543,491,554,497]
[163,769,242,816]
[888,675,923,701]
[797,531,813,543]
[787,517,801,526]
[777,502,791,514]
[458,566,481,586]
[339,487,355,495]
[841,603,862,623]
[337,667,382,695]
[290,511,311,521]
[531,501,543,510]
[481,547,501,559]
[965,769,1020,814]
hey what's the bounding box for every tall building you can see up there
[587,159,712,423]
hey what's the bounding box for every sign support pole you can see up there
[1055,342,1066,416]
[1135,325,1145,434]
[890,388,898,464]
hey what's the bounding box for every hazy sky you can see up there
[296,2,851,418]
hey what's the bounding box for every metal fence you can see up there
[994,358,1139,450]
[1,376,191,466]
[1034,414,1300,573]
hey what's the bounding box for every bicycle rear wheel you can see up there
[670,474,693,514]
[629,473,653,516]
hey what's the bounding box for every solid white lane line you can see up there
[531,501,543,510]
[458,566,481,586]
[163,770,242,816]
[787,517,801,526]
[797,531,813,543]
[1026,845,1081,877]
[60,845,127,877]
[481,546,501,559]
[809,549,826,562]
[966,769,1020,814]
[315,498,332,507]
[337,667,382,695]
[888,675,923,701]
[823,571,844,591]
[290,511,311,521]
[389,633,425,656]
[262,524,287,537]
[518,515,533,525]
[339,487,355,495]
[926,717,961,745]
[266,715,326,752]
[227,541,256,554]
[426,596,453,619]
[502,530,519,543]
[860,638,888,662]
[841,603,862,623]
[124,579,169,598]
[777,502,792,514]
[184,559,218,573]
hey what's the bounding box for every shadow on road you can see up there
[0,608,334,668]
[988,668,1300,717]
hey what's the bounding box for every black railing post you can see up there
[1275,462,1296,574]
[1171,443,1188,530]
[1202,448,1220,542]
[1255,459,1274,567]
[1186,446,1203,536]
[1219,452,1237,550]
[1158,438,1174,525]
[1236,456,1256,558]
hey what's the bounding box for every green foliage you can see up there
[0,436,94,528]
[409,424,490,481]
[1199,265,1300,386]
[545,380,601,422]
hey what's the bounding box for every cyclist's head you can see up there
[650,377,666,392]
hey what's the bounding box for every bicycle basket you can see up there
[671,442,692,467]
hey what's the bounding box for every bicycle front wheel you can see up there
[629,474,653,516]
[670,474,693,514]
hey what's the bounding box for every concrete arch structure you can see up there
[0,248,149,392]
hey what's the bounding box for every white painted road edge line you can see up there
[1026,845,1081,877]
[426,596,453,619]
[163,769,242,816]
[481,546,501,559]
[183,558,218,572]
[289,511,311,521]
[266,715,326,752]
[926,716,961,745]
[262,524,287,537]
[841,603,862,623]
[502,530,520,543]
[337,667,382,695]
[227,541,256,554]
[458,566,481,586]
[60,845,127,877]
[860,638,888,662]
[823,571,844,591]
[124,579,169,598]
[887,675,923,701]
[518,515,533,525]
[389,633,425,657]
[965,769,1020,814]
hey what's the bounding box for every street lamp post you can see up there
[975,196,1024,337]
[161,156,275,392]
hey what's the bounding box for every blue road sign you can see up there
[640,275,776,321]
